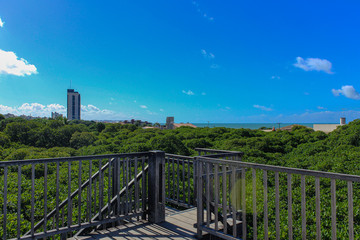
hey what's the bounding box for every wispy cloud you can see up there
[294,57,333,74]
[0,18,4,28]
[201,49,215,59]
[332,85,360,100]
[201,92,206,96]
[192,1,214,21]
[160,109,164,112]
[140,105,148,109]
[182,90,195,96]
[253,104,273,111]
[317,106,327,110]
[0,102,123,120]
[271,75,280,79]
[0,49,37,76]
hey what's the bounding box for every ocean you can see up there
[192,123,315,129]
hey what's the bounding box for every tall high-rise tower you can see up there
[67,89,81,120]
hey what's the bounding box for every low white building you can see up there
[313,118,346,133]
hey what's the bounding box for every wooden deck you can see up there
[71,207,198,239]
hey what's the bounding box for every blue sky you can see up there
[0,0,360,123]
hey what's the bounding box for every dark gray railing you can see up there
[165,154,196,208]
[164,149,243,209]
[196,156,360,240]
[0,151,166,240]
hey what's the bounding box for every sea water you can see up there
[193,123,315,129]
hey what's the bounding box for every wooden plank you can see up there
[214,164,219,231]
[231,166,236,237]
[17,166,21,239]
[275,172,280,240]
[222,164,228,235]
[315,177,321,240]
[206,163,211,228]
[197,162,203,238]
[348,181,353,240]
[301,175,306,240]
[331,179,336,240]
[3,167,8,240]
[263,170,268,240]
[252,169,257,240]
[287,174,293,240]
[31,164,35,236]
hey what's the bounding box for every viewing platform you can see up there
[71,207,198,240]
[1,148,359,239]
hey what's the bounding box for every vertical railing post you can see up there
[196,159,203,239]
[112,157,120,216]
[193,157,198,206]
[148,151,165,223]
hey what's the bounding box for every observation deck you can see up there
[1,148,359,239]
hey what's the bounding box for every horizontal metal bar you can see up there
[198,157,360,182]
[86,165,148,223]
[195,148,243,155]
[27,157,116,235]
[165,153,195,160]
[16,213,143,240]
[198,225,239,240]
[0,152,150,167]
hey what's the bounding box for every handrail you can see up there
[24,158,116,236]
[75,165,149,236]
[195,148,243,154]
[198,156,360,182]
[196,155,360,239]
[0,152,149,167]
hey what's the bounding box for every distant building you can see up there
[165,117,196,129]
[313,117,346,133]
[67,89,81,120]
[51,112,63,119]
[166,117,175,129]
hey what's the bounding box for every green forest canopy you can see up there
[1,115,360,175]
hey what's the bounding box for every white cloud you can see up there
[332,85,360,100]
[210,64,219,69]
[0,102,133,120]
[317,106,326,110]
[0,18,4,28]
[253,104,273,111]
[182,90,195,95]
[140,105,147,109]
[160,109,164,112]
[0,49,37,76]
[201,92,206,96]
[271,75,280,79]
[192,1,214,21]
[294,57,333,74]
[0,103,65,117]
[201,49,215,59]
[225,107,231,110]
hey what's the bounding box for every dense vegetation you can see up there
[1,116,360,176]
[1,115,360,239]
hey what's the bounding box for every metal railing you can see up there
[165,149,243,209]
[165,154,196,208]
[0,152,152,240]
[196,156,360,240]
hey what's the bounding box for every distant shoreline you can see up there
[191,123,329,129]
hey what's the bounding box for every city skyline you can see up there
[1,1,360,123]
